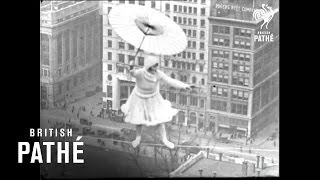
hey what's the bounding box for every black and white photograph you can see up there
[39,0,279,178]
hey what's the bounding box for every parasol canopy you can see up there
[108,4,187,56]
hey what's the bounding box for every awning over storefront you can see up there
[218,124,230,128]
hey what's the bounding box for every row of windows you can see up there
[232,76,249,87]
[210,100,227,112]
[232,64,250,73]
[212,37,230,47]
[233,40,251,50]
[183,29,205,39]
[234,28,252,38]
[165,91,206,108]
[231,103,248,115]
[106,52,144,66]
[212,73,229,84]
[219,117,248,126]
[232,89,249,101]
[169,73,205,85]
[40,68,50,78]
[211,50,252,62]
[172,4,206,16]
[211,86,228,97]
[174,51,205,60]
[212,49,229,59]
[165,60,204,73]
[173,16,206,27]
[106,40,135,51]
[212,61,229,70]
[212,25,230,35]
[56,68,99,95]
[233,52,251,62]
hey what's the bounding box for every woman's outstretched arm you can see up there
[158,70,190,89]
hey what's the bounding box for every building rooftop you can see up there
[170,151,278,177]
[40,1,85,12]
[40,1,99,27]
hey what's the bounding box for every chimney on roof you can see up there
[242,161,248,176]
[256,155,260,168]
[261,156,265,169]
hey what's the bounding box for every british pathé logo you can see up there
[253,4,275,29]
[253,4,275,42]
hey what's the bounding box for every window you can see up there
[118,66,124,73]
[118,42,125,49]
[151,1,156,8]
[193,19,197,26]
[200,19,205,27]
[128,55,135,62]
[182,52,186,59]
[128,44,135,50]
[172,61,176,68]
[108,64,112,71]
[129,0,135,4]
[179,5,182,12]
[187,63,191,70]
[187,52,191,59]
[118,54,125,63]
[108,52,112,60]
[200,31,205,39]
[173,16,177,22]
[183,17,187,25]
[165,60,168,67]
[192,63,196,71]
[200,53,204,60]
[200,42,204,50]
[184,6,187,13]
[178,17,182,24]
[165,3,170,11]
[139,0,145,6]
[192,41,196,49]
[193,30,197,38]
[107,85,112,98]
[108,29,112,36]
[201,78,205,85]
[201,0,205,4]
[174,5,177,12]
[210,100,227,112]
[193,7,197,14]
[201,8,205,16]
[189,7,192,14]
[192,53,196,60]
[138,57,144,66]
[108,40,112,48]
[191,76,196,84]
[199,65,203,72]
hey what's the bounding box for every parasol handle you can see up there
[133,27,150,60]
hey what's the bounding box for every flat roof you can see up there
[178,158,256,177]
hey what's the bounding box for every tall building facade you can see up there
[40,1,102,109]
[102,0,211,129]
[101,0,279,138]
[207,0,279,137]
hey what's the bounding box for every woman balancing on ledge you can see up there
[121,56,194,149]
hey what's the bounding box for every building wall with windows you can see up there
[207,0,279,137]
[40,1,102,109]
[102,0,211,129]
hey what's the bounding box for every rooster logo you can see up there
[253,4,274,29]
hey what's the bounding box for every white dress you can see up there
[121,68,189,126]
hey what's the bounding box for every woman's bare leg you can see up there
[158,123,174,149]
[132,125,142,148]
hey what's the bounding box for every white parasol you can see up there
[108,4,187,56]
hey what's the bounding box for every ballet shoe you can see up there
[162,139,175,149]
[132,136,141,148]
